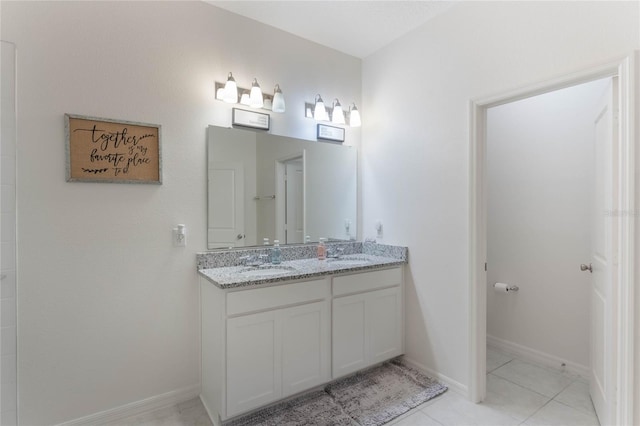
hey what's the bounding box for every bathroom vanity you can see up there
[197,243,407,425]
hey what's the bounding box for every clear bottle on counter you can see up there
[271,240,282,264]
[263,237,270,245]
[317,238,326,260]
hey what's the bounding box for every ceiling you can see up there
[205,1,458,58]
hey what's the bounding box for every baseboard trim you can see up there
[57,384,201,426]
[487,335,589,378]
[401,356,468,398]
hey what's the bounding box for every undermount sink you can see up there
[327,258,371,267]
[238,267,295,277]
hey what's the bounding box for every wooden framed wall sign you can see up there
[65,114,162,184]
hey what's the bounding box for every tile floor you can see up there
[119,347,600,426]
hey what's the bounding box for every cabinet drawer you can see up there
[333,267,402,297]
[227,279,329,316]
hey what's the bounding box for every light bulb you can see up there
[272,84,285,113]
[249,78,264,108]
[332,99,345,125]
[349,103,361,127]
[240,91,250,106]
[223,72,238,103]
[314,94,328,121]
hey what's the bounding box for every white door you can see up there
[281,301,330,397]
[208,161,245,249]
[589,77,617,425]
[285,159,304,244]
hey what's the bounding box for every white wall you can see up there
[0,2,361,424]
[361,1,639,392]
[1,41,18,426]
[486,79,608,371]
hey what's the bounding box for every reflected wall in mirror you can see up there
[207,125,357,249]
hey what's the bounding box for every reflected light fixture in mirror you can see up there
[331,99,345,125]
[223,72,238,103]
[272,84,285,113]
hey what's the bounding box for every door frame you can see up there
[469,53,637,425]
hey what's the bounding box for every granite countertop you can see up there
[198,253,405,289]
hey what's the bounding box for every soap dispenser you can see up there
[271,240,282,264]
[317,238,326,260]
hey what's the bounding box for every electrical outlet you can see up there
[375,221,383,239]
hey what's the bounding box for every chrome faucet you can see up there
[326,247,345,259]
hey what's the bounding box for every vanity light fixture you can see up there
[272,84,286,113]
[313,94,329,121]
[215,73,285,113]
[305,98,362,127]
[223,72,238,104]
[349,103,361,127]
[249,78,264,108]
[331,99,345,125]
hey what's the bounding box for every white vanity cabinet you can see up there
[200,265,403,425]
[201,277,331,424]
[332,267,403,378]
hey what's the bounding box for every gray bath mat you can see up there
[326,359,448,426]
[226,359,446,426]
[225,390,355,426]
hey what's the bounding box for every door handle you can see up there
[236,233,245,240]
[580,263,593,273]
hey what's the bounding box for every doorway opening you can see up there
[469,55,636,426]
[276,154,305,244]
[485,77,612,424]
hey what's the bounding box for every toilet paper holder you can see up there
[493,282,519,292]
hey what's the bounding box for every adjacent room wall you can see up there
[486,79,608,372]
[361,1,639,392]
[1,2,361,424]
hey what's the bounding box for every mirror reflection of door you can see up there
[284,157,304,244]
[208,161,245,249]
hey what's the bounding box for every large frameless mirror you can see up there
[207,125,357,249]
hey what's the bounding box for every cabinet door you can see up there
[368,286,403,364]
[227,311,281,417]
[332,293,367,378]
[333,285,403,379]
[281,301,330,397]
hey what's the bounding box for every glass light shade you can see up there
[240,92,250,106]
[272,84,285,113]
[223,72,238,103]
[349,104,361,127]
[314,94,328,121]
[249,78,264,108]
[216,87,225,100]
[332,99,345,125]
